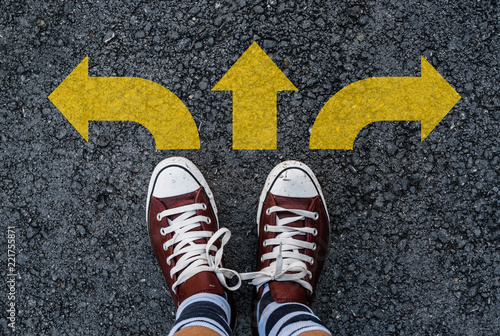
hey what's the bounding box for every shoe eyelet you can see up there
[163,243,168,250]
[206,217,211,224]
[312,228,318,236]
[312,243,317,251]
[263,224,269,232]
[260,255,265,262]
[309,258,315,265]
[160,228,167,236]
[201,203,207,210]
[266,208,271,216]
[263,240,268,247]
[313,212,319,220]
[157,214,162,221]
[166,259,171,265]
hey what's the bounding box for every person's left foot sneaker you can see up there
[146,157,241,309]
[242,160,330,306]
[241,160,331,335]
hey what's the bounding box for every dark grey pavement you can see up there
[1,1,499,335]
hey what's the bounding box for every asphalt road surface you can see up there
[1,1,499,335]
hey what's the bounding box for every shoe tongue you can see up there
[273,195,315,210]
[157,189,211,251]
[156,189,202,224]
[272,195,316,243]
[267,195,316,300]
[155,188,208,251]
[158,189,199,210]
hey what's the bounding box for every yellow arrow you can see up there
[310,56,461,149]
[48,56,199,150]
[212,42,297,149]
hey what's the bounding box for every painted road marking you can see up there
[309,56,461,149]
[50,52,461,151]
[49,56,200,150]
[213,42,297,150]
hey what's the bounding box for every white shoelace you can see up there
[241,205,319,292]
[157,203,242,294]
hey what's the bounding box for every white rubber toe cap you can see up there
[146,157,218,225]
[269,165,319,198]
[152,166,200,198]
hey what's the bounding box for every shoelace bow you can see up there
[241,205,319,292]
[157,203,242,294]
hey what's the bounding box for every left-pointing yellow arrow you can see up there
[48,56,200,150]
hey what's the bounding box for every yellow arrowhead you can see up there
[310,56,461,149]
[213,42,297,149]
[49,56,200,150]
[419,56,461,141]
[49,56,90,141]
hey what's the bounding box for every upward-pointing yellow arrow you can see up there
[310,56,461,149]
[212,42,297,150]
[48,56,200,150]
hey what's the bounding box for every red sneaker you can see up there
[146,157,241,308]
[242,160,330,306]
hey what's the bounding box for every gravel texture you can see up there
[1,0,499,335]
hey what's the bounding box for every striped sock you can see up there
[168,293,232,336]
[256,285,331,336]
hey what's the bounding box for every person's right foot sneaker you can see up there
[146,157,241,309]
[242,160,330,306]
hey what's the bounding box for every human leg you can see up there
[173,326,222,336]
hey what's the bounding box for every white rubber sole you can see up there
[146,157,219,229]
[256,160,330,236]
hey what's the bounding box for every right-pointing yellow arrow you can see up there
[212,42,297,150]
[310,56,461,149]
